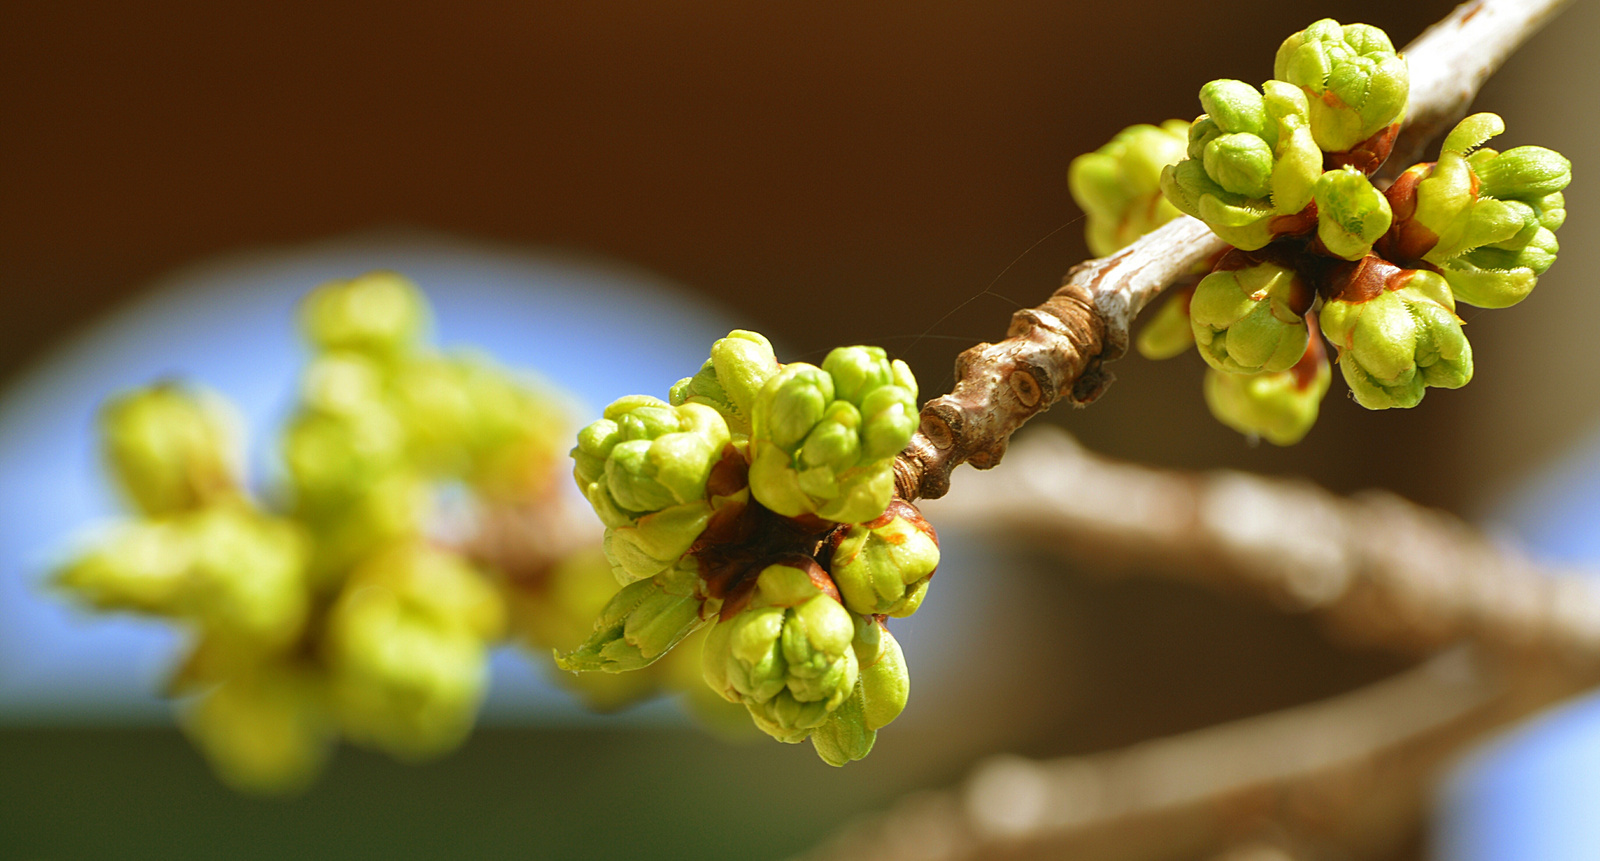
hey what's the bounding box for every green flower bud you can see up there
[1161,81,1321,250]
[670,330,782,434]
[55,518,195,614]
[1068,120,1190,256]
[1441,225,1559,309]
[830,500,939,617]
[442,355,569,501]
[1474,145,1573,201]
[810,618,911,766]
[100,384,239,516]
[1204,133,1275,198]
[185,506,310,651]
[1273,19,1408,155]
[302,471,432,584]
[1203,331,1331,446]
[808,682,875,767]
[748,348,917,524]
[283,401,408,508]
[300,351,388,416]
[351,542,506,641]
[1199,80,1269,138]
[857,621,911,732]
[1189,254,1313,375]
[1135,286,1197,360]
[554,562,709,673]
[1314,166,1393,260]
[57,505,310,651]
[181,662,332,795]
[1319,260,1473,409]
[299,270,428,357]
[326,545,501,760]
[1382,114,1570,308]
[573,398,731,583]
[702,560,860,743]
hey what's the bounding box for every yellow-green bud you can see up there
[1319,260,1472,410]
[701,560,860,743]
[100,384,239,516]
[1189,253,1313,375]
[1161,81,1321,250]
[829,500,939,617]
[326,546,501,761]
[669,330,782,435]
[55,518,194,614]
[1135,287,1197,360]
[299,270,429,357]
[1382,114,1569,309]
[748,347,917,525]
[1274,19,1408,156]
[573,398,730,583]
[184,506,310,651]
[1203,332,1331,446]
[181,662,332,795]
[1314,166,1392,261]
[1068,120,1190,256]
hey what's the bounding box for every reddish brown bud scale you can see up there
[705,443,750,499]
[1321,255,1409,304]
[1269,205,1320,240]
[1378,165,1438,263]
[1289,321,1329,391]
[1326,122,1401,175]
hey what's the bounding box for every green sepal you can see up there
[554,566,709,673]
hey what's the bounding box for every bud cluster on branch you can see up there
[896,0,1577,504]
[561,331,939,765]
[1083,18,1572,443]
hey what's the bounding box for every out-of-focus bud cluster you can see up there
[56,272,588,793]
[558,330,934,765]
[1072,19,1572,443]
[1069,120,1190,257]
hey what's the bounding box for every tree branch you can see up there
[925,428,1600,664]
[815,428,1600,860]
[894,0,1575,503]
[799,647,1595,861]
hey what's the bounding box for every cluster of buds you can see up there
[560,331,936,765]
[56,272,579,792]
[1072,18,1571,444]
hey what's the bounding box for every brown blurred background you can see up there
[3,2,1596,858]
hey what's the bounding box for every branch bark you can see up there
[799,647,1595,861]
[893,0,1576,504]
[923,428,1600,664]
[810,428,1600,861]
